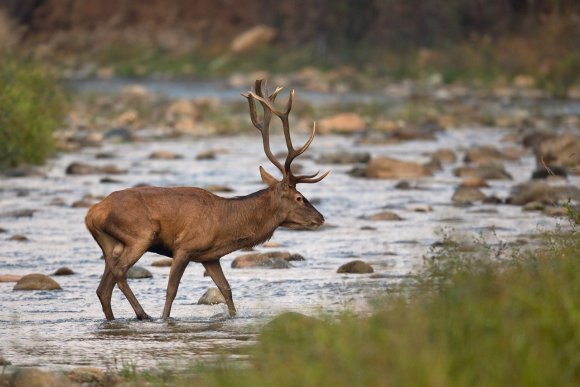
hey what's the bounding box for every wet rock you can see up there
[288,253,306,261]
[452,186,487,204]
[148,151,183,160]
[317,151,371,165]
[365,157,431,179]
[8,234,28,242]
[337,260,374,274]
[100,177,123,184]
[406,204,433,212]
[0,227,6,233]
[523,201,544,211]
[394,180,412,190]
[318,113,366,134]
[67,367,106,384]
[483,196,503,204]
[508,181,580,205]
[0,274,22,282]
[50,197,67,206]
[464,145,520,164]
[13,274,61,291]
[531,166,568,179]
[534,133,580,173]
[453,163,512,180]
[53,267,75,276]
[104,127,135,142]
[231,252,292,269]
[197,287,226,305]
[196,150,219,160]
[66,162,126,175]
[368,211,403,221]
[2,166,46,178]
[431,148,457,164]
[71,197,94,208]
[205,185,234,193]
[459,177,490,188]
[360,226,377,231]
[151,258,173,267]
[95,151,116,159]
[262,241,282,248]
[543,206,569,217]
[0,209,36,218]
[10,368,70,387]
[424,157,443,173]
[230,25,277,54]
[127,265,153,279]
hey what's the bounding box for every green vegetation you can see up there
[110,210,580,386]
[0,55,67,169]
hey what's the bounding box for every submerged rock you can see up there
[365,157,431,179]
[337,260,374,274]
[13,274,61,291]
[66,162,127,175]
[452,186,487,204]
[197,288,226,305]
[454,163,512,180]
[508,181,580,205]
[8,234,28,242]
[0,209,36,218]
[148,151,182,160]
[368,211,403,221]
[53,267,75,276]
[231,252,292,269]
[317,151,371,165]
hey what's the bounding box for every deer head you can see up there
[243,79,329,230]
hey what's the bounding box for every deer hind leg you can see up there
[90,228,122,320]
[202,260,236,317]
[161,253,189,320]
[97,264,116,320]
[108,242,151,320]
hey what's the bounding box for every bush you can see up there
[0,55,67,169]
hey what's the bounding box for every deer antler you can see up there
[243,79,329,187]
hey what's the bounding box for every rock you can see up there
[535,133,580,173]
[151,258,173,267]
[8,234,28,242]
[10,368,70,387]
[317,151,371,164]
[0,274,22,282]
[452,186,487,204]
[0,227,6,233]
[431,148,457,164]
[13,274,61,291]
[459,177,490,188]
[394,180,412,190]
[100,177,123,184]
[318,113,366,134]
[104,127,135,142]
[71,197,94,208]
[531,166,568,179]
[231,252,292,269]
[0,209,35,218]
[365,157,431,179]
[230,25,277,53]
[523,201,545,211]
[205,185,234,193]
[148,151,182,160]
[2,166,46,178]
[114,109,139,126]
[543,206,569,217]
[127,265,153,279]
[337,260,374,274]
[508,181,580,205]
[165,99,197,124]
[262,241,282,248]
[67,367,106,384]
[453,163,512,180]
[464,145,519,164]
[197,288,226,305]
[368,211,403,221]
[196,150,219,160]
[288,253,305,261]
[66,162,126,175]
[406,204,433,212]
[53,267,75,276]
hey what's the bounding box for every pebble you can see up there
[336,260,374,274]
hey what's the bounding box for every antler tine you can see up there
[294,170,330,184]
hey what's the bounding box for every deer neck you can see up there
[223,187,285,247]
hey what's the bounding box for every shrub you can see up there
[0,55,67,169]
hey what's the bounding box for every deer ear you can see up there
[260,166,279,187]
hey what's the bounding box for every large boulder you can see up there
[365,157,431,179]
[197,288,226,305]
[231,251,292,269]
[337,260,374,274]
[230,25,277,53]
[318,113,366,134]
[13,274,61,291]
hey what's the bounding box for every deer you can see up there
[85,79,329,321]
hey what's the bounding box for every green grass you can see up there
[0,54,67,169]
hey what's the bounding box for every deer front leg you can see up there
[202,260,237,317]
[161,254,189,320]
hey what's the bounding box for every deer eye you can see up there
[296,196,303,203]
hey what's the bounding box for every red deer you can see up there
[85,80,329,320]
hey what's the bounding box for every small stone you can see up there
[53,267,75,276]
[360,226,377,231]
[149,151,182,160]
[0,209,36,218]
[452,186,487,204]
[151,258,173,267]
[287,253,305,261]
[317,151,371,164]
[407,204,433,212]
[13,274,61,291]
[0,274,22,282]
[66,162,127,175]
[262,241,282,248]
[71,198,94,208]
[100,177,123,184]
[523,201,545,211]
[231,252,292,269]
[459,177,490,188]
[337,260,374,274]
[197,288,226,305]
[365,157,431,179]
[368,211,403,221]
[394,180,412,190]
[0,227,6,233]
[127,265,153,279]
[431,148,457,164]
[196,150,218,160]
[8,234,28,242]
[543,206,568,217]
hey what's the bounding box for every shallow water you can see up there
[0,128,576,371]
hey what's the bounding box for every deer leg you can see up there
[161,254,189,320]
[202,260,236,317]
[109,244,150,320]
[96,265,116,320]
